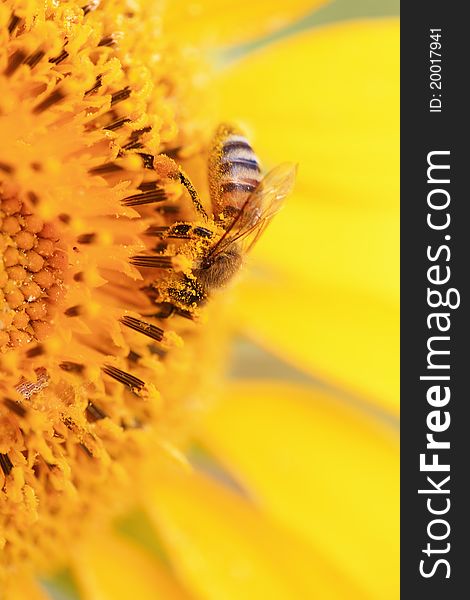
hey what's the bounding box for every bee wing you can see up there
[209,162,297,257]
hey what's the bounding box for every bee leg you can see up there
[148,303,194,321]
[178,169,208,220]
[152,302,176,319]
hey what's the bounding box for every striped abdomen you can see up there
[210,131,263,216]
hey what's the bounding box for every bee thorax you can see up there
[193,247,243,291]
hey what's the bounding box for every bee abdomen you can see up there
[219,135,262,208]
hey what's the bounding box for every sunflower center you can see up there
[0,194,64,351]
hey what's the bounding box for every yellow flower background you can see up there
[0,1,399,599]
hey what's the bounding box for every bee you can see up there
[135,124,296,315]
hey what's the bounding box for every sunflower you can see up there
[0,1,399,599]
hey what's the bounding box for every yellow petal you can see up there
[4,577,51,600]
[215,19,399,211]
[251,192,399,304]
[234,268,399,414]
[164,1,328,47]
[198,381,399,599]
[215,20,399,412]
[144,470,365,599]
[72,530,189,600]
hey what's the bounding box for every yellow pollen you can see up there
[0,0,220,585]
[1,196,64,351]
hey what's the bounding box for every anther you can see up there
[120,316,164,342]
[110,86,131,106]
[3,398,27,417]
[79,443,94,458]
[122,188,167,206]
[138,181,159,192]
[59,361,85,373]
[4,49,27,77]
[82,0,100,16]
[84,74,102,96]
[0,162,14,174]
[25,50,45,68]
[0,453,14,476]
[77,233,96,244]
[98,35,117,47]
[130,255,174,269]
[49,49,69,65]
[0,452,13,476]
[86,401,107,421]
[8,14,21,35]
[102,365,145,391]
[138,153,156,170]
[104,117,132,131]
[26,345,44,358]
[127,350,141,363]
[33,89,66,114]
[89,162,123,175]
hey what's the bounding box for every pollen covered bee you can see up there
[133,124,296,316]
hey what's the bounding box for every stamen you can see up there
[79,443,94,458]
[127,350,141,363]
[25,50,45,68]
[137,181,159,192]
[26,345,44,358]
[89,162,123,175]
[8,14,21,35]
[33,89,66,114]
[129,126,152,141]
[4,49,27,77]
[123,142,143,151]
[102,365,145,391]
[0,453,13,476]
[152,242,167,253]
[77,233,96,244]
[98,35,117,47]
[3,398,27,417]
[122,188,166,206]
[49,49,69,65]
[110,86,131,106]
[144,225,168,237]
[155,205,180,215]
[0,162,14,174]
[84,74,102,96]
[104,117,131,131]
[130,255,173,269]
[120,315,164,342]
[123,127,152,150]
[86,401,107,421]
[163,146,182,159]
[82,0,100,15]
[59,362,85,373]
[27,191,39,205]
[148,344,167,357]
[138,153,156,170]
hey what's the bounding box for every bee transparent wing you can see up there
[209,162,297,257]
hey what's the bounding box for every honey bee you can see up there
[135,124,296,315]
